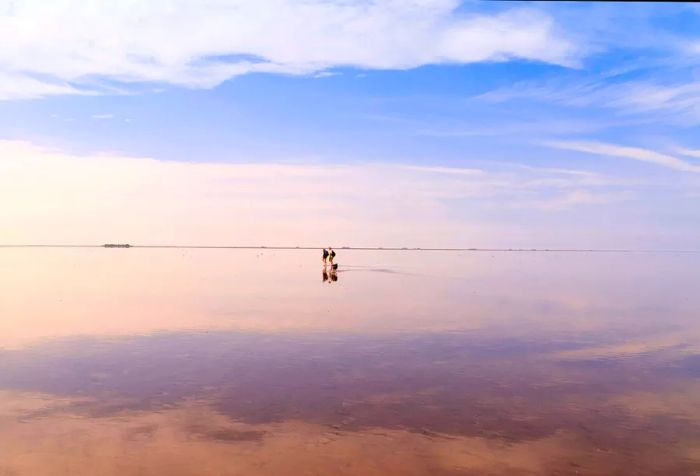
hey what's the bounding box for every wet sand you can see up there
[0,250,699,475]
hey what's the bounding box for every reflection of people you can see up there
[322,249,339,285]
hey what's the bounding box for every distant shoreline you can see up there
[0,244,698,254]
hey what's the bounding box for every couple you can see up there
[322,247,336,266]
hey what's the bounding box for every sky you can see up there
[0,0,699,249]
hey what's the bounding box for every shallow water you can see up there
[1,249,699,475]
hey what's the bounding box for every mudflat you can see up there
[1,249,699,475]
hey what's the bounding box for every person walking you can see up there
[322,248,329,265]
[328,247,336,265]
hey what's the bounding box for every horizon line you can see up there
[0,244,699,254]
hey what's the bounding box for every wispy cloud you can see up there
[611,81,700,119]
[546,140,700,173]
[399,165,484,176]
[519,190,624,211]
[478,75,700,124]
[0,72,88,101]
[0,1,581,100]
[475,24,700,124]
[0,140,634,248]
[312,71,340,79]
[91,114,115,120]
[676,148,700,160]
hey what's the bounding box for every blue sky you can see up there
[1,1,699,248]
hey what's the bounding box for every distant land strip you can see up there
[0,244,698,253]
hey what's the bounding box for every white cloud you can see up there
[0,1,580,100]
[521,190,624,211]
[0,72,88,100]
[91,114,115,120]
[478,76,700,123]
[676,147,700,160]
[610,82,700,118]
[546,140,700,173]
[0,140,627,248]
[400,165,484,176]
[312,71,340,79]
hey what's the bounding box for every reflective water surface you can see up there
[1,249,700,475]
